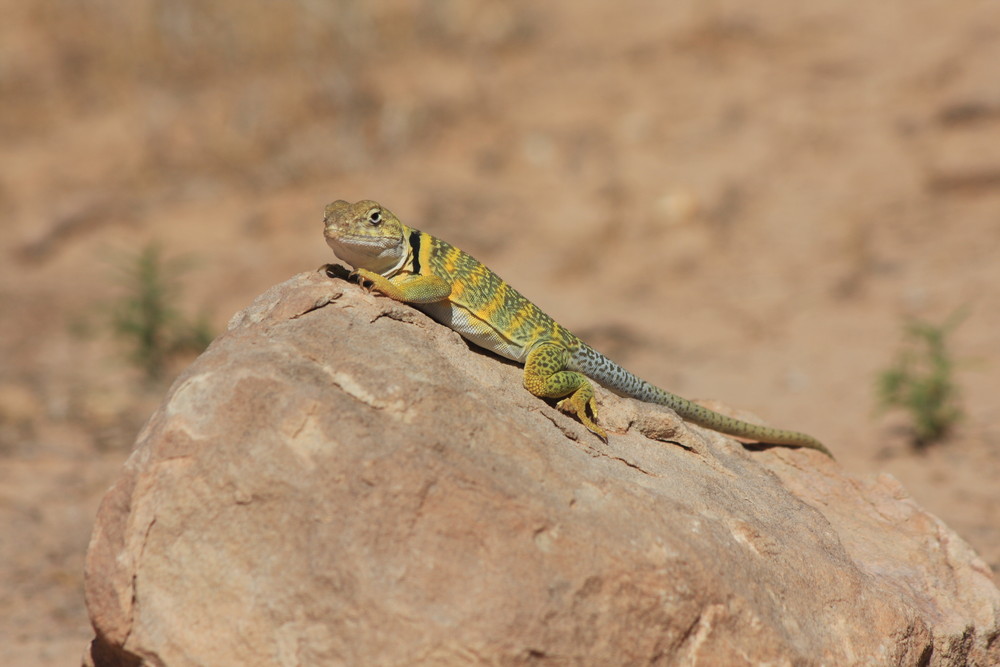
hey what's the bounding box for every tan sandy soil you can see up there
[1,1,998,664]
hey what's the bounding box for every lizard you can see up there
[322,199,832,458]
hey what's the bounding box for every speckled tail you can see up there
[569,342,832,456]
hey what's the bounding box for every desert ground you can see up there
[1,1,998,664]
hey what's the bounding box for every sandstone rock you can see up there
[84,271,1000,666]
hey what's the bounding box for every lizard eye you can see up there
[367,209,382,225]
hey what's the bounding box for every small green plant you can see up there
[877,309,967,448]
[108,243,214,381]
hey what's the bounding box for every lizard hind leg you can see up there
[524,343,608,442]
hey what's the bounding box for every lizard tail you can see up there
[570,343,833,457]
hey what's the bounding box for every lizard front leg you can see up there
[523,343,607,442]
[352,268,452,304]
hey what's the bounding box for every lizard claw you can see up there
[349,269,375,293]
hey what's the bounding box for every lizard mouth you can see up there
[325,232,406,273]
[325,232,400,252]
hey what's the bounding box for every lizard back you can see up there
[409,232,578,363]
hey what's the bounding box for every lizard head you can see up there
[324,200,408,275]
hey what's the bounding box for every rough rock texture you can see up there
[84,271,1000,666]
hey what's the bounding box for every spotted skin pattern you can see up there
[323,199,832,457]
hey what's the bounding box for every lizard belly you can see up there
[417,301,527,363]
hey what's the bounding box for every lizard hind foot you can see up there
[524,343,608,442]
[556,390,608,442]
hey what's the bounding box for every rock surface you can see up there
[84,271,1000,666]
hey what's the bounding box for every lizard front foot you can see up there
[349,268,383,294]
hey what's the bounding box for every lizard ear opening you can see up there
[368,209,382,226]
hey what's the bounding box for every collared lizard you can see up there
[323,199,832,457]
